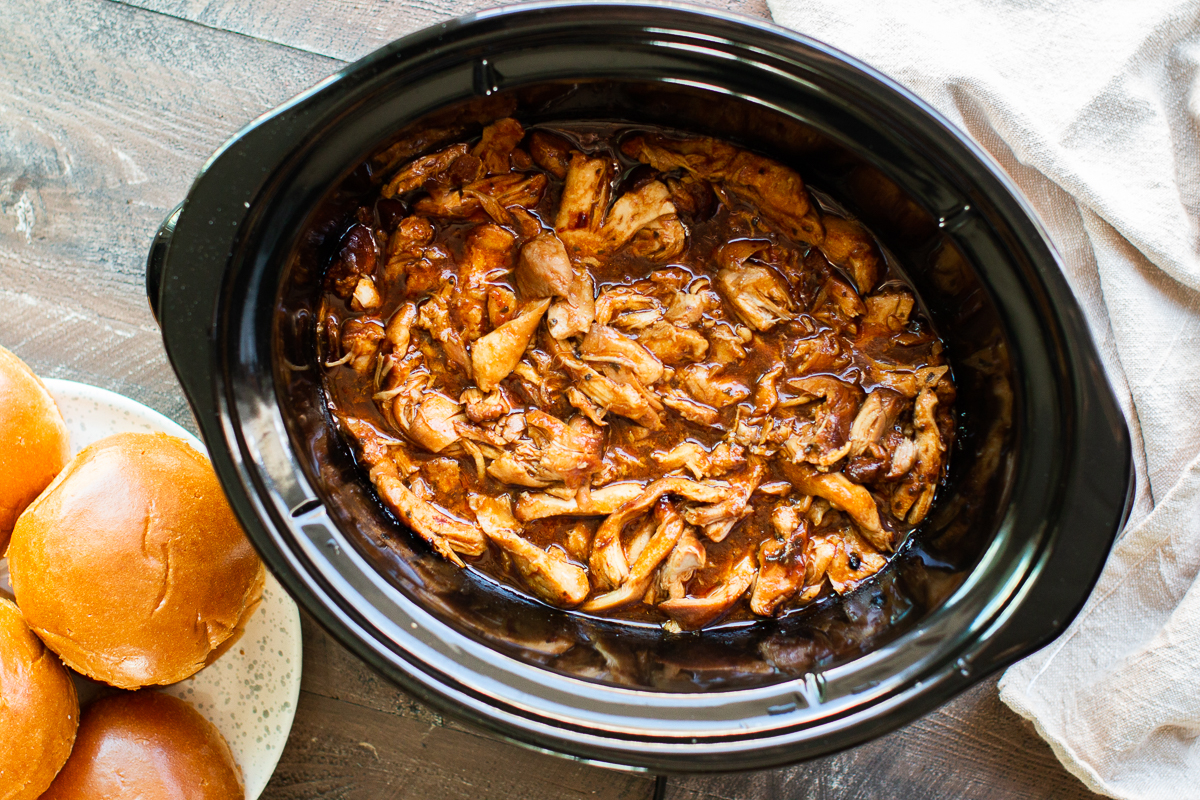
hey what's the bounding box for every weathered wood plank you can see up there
[298,612,454,729]
[0,0,337,419]
[0,285,192,425]
[265,688,655,800]
[109,0,772,62]
[665,678,1101,800]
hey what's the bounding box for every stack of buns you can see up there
[0,346,263,799]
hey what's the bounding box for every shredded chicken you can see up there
[486,410,605,491]
[660,389,721,427]
[783,462,891,552]
[417,286,471,370]
[517,233,596,339]
[823,523,889,594]
[343,417,485,564]
[889,388,946,525]
[683,461,765,542]
[415,172,547,220]
[471,494,590,606]
[681,363,750,409]
[653,442,710,479]
[471,298,550,392]
[472,118,526,176]
[659,552,758,630]
[716,241,795,331]
[555,154,683,264]
[382,143,470,199]
[452,223,516,342]
[516,233,574,297]
[324,120,954,627]
[783,375,863,467]
[397,391,464,454]
[556,348,664,430]
[651,529,706,602]
[337,317,386,374]
[622,135,824,246]
[636,321,709,364]
[383,216,437,285]
[515,481,645,522]
[821,216,882,295]
[596,288,661,326]
[750,504,811,616]
[580,324,664,386]
[589,477,733,589]
[528,130,572,178]
[459,386,513,423]
[583,499,687,612]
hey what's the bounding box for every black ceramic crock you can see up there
[146,1,1134,772]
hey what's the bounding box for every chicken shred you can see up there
[750,504,811,616]
[471,298,551,393]
[583,499,687,612]
[471,493,590,607]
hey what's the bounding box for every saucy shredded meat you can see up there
[319,119,956,630]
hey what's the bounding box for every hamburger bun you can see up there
[0,346,70,553]
[0,598,78,800]
[7,432,265,689]
[41,691,243,800]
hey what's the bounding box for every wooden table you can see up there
[0,0,1103,796]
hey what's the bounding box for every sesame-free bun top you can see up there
[7,432,265,690]
[0,346,70,552]
[0,598,79,800]
[40,691,243,800]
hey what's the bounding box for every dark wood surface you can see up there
[0,0,1102,796]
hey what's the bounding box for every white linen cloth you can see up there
[763,1,1200,796]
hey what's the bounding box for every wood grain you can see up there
[298,612,453,729]
[274,695,652,800]
[0,0,336,417]
[288,613,656,800]
[111,0,773,63]
[275,694,656,800]
[665,678,1098,800]
[0,0,1105,797]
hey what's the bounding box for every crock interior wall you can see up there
[273,79,1017,691]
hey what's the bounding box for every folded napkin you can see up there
[764,0,1200,796]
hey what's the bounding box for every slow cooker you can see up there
[146,2,1133,771]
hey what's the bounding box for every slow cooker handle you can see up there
[971,449,1136,675]
[146,202,183,326]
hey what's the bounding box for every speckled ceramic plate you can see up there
[0,378,302,800]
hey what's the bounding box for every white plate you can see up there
[0,379,302,800]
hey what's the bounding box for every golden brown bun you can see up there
[0,598,78,800]
[7,432,265,689]
[40,691,243,800]
[0,346,70,553]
